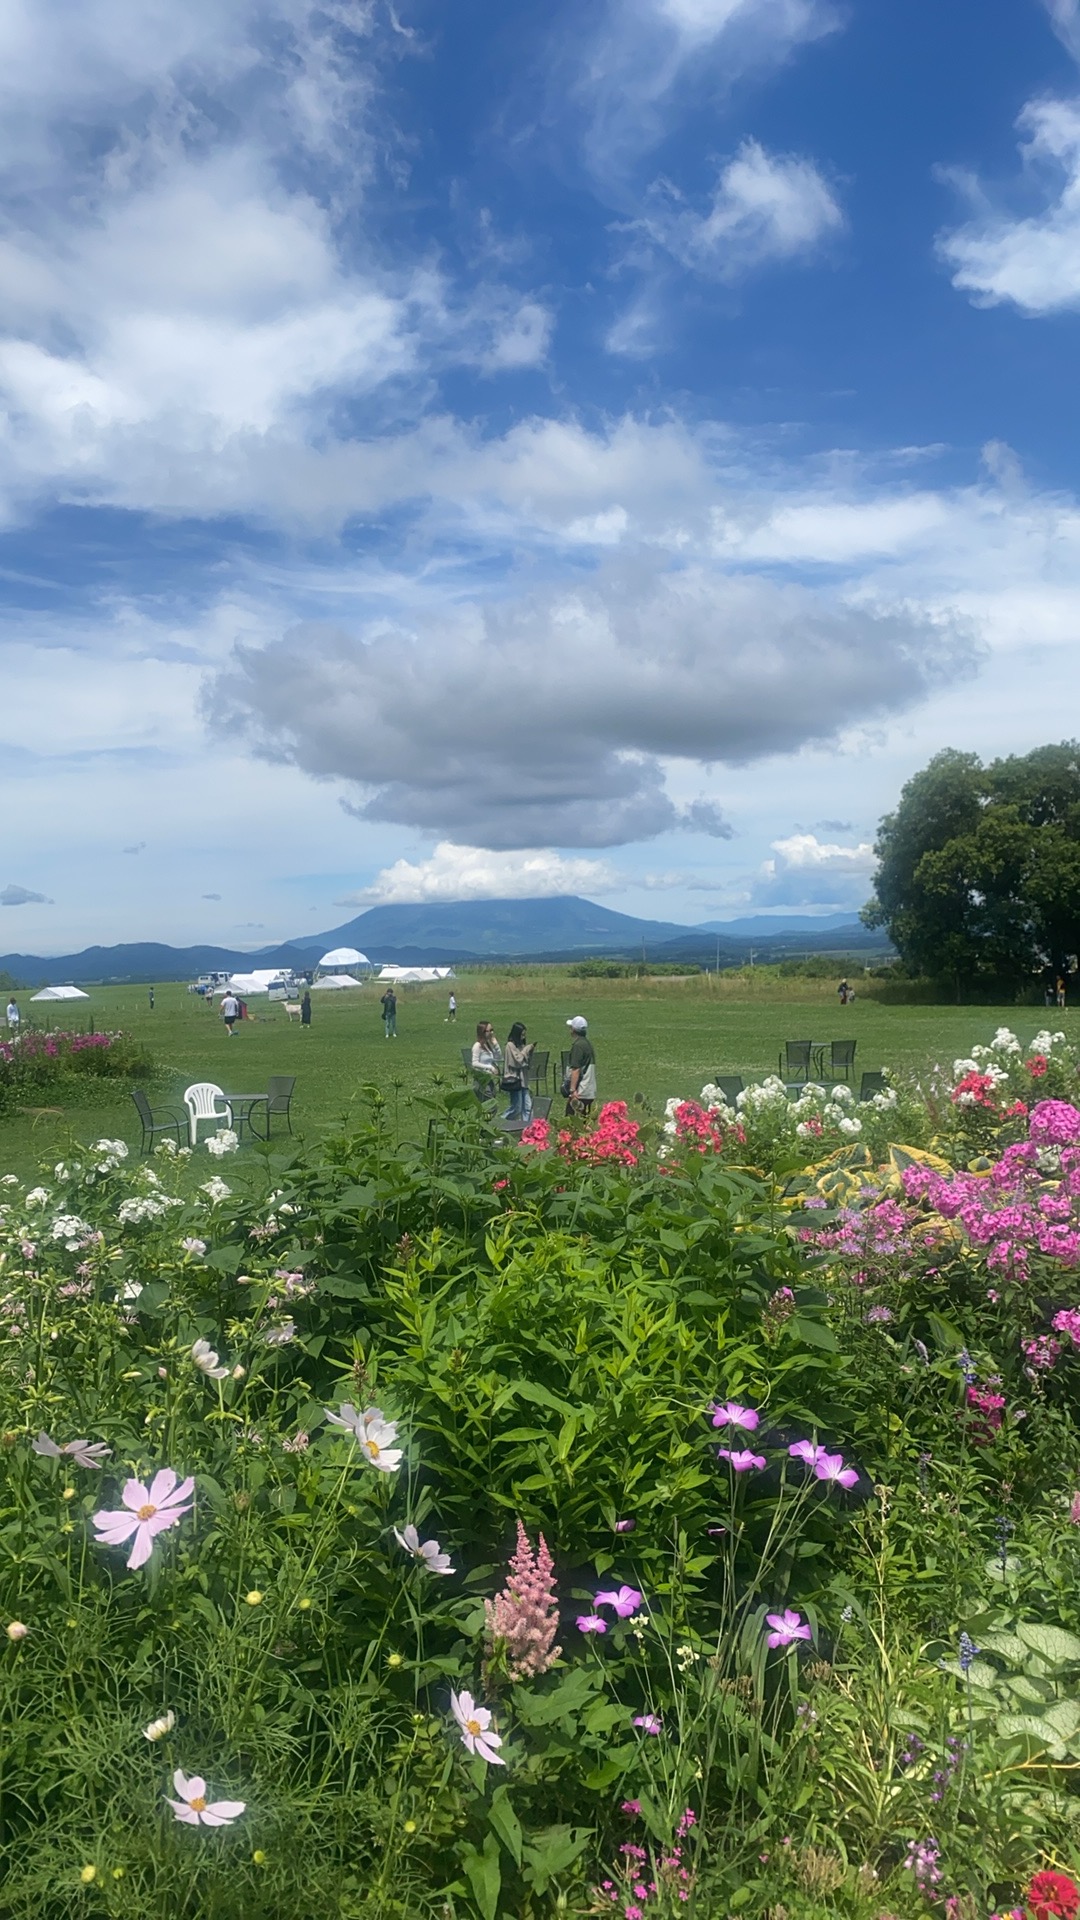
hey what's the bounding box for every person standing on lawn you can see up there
[220,989,240,1037]
[470,1021,501,1102]
[501,1021,535,1126]
[381,985,398,1038]
[301,990,312,1028]
[564,1015,597,1116]
[447,991,457,1023]
[5,996,19,1033]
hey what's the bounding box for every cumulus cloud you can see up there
[205,562,972,848]
[938,98,1080,314]
[1,883,52,906]
[639,141,842,279]
[750,832,875,907]
[123,842,146,854]
[339,842,624,904]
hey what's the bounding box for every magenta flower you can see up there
[711,1400,760,1431]
[595,1585,643,1618]
[91,1468,194,1570]
[765,1609,812,1649]
[717,1448,766,1471]
[814,1452,859,1490]
[615,1517,636,1533]
[788,1439,826,1467]
[577,1613,608,1634]
[633,1712,662,1734]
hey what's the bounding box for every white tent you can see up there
[318,946,369,969]
[224,971,283,996]
[310,972,363,991]
[30,984,89,1002]
[376,965,455,984]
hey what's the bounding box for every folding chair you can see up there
[778,1042,813,1084]
[711,1076,744,1107]
[858,1070,887,1103]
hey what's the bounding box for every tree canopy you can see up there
[862,743,1080,987]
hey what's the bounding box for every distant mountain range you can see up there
[0,896,889,985]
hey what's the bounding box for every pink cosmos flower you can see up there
[633,1713,662,1734]
[765,1609,812,1649]
[166,1768,245,1827]
[711,1401,760,1431]
[33,1431,110,1469]
[450,1689,505,1765]
[91,1468,194,1570]
[577,1613,608,1634]
[813,1452,859,1490]
[717,1448,766,1472]
[595,1585,643,1617]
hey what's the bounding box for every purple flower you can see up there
[788,1439,826,1467]
[577,1614,608,1634]
[814,1452,859,1490]
[614,1517,636,1533]
[633,1713,662,1734]
[710,1400,760,1431]
[595,1585,643,1618]
[765,1608,812,1649]
[717,1448,766,1472]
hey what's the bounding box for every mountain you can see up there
[0,897,892,985]
[291,895,696,958]
[694,913,865,936]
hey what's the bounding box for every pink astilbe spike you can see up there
[484,1519,562,1680]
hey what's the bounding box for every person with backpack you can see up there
[381,985,398,1038]
[564,1015,597,1116]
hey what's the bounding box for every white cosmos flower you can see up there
[191,1338,229,1381]
[32,1431,111,1469]
[166,1768,245,1827]
[323,1402,402,1474]
[143,1710,176,1741]
[394,1523,454,1575]
[450,1690,504,1766]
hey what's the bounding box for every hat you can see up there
[566,1015,588,1031]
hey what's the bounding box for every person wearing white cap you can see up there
[564,1015,597,1115]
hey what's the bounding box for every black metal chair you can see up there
[711,1075,745,1106]
[459,1047,473,1072]
[498,1094,552,1132]
[527,1048,550,1096]
[779,1041,813,1083]
[131,1088,184,1154]
[263,1075,296,1137]
[858,1070,887,1103]
[824,1040,857,1083]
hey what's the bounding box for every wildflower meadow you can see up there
[3,1030,1080,1919]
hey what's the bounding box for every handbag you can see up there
[560,1069,573,1097]
[499,1074,522,1093]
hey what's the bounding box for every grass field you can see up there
[0,969,1060,1179]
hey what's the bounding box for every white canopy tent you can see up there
[309,972,363,991]
[376,965,455,984]
[30,985,89,1002]
[318,947,369,970]
[223,970,286,997]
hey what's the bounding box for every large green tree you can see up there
[862,743,1080,988]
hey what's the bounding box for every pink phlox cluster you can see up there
[1029,1100,1080,1146]
[520,1116,552,1150]
[670,1099,745,1155]
[951,1070,999,1109]
[484,1519,562,1679]
[965,1383,1005,1442]
[597,1810,697,1915]
[558,1102,641,1168]
[1053,1306,1080,1345]
[1022,1334,1062,1373]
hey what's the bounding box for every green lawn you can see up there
[0,970,1055,1178]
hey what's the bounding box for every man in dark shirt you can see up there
[565,1015,596,1115]
[381,987,398,1038]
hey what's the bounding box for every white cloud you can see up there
[939,97,1080,314]
[750,832,875,907]
[1,883,52,906]
[341,843,623,904]
[640,140,842,278]
[478,300,554,371]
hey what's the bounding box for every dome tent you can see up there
[318,947,369,969]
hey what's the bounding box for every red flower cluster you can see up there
[670,1099,745,1155]
[559,1101,641,1168]
[1027,1055,1050,1078]
[1027,1870,1080,1920]
[965,1383,1006,1444]
[951,1070,1000,1109]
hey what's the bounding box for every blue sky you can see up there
[5,0,1080,950]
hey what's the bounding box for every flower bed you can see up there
[0,1027,154,1114]
[2,1049,1080,1916]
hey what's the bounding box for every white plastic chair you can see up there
[183,1082,233,1147]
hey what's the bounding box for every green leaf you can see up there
[514,1667,597,1726]
[1017,1622,1080,1666]
[488,1786,522,1868]
[980,1631,1029,1665]
[205,1245,243,1274]
[461,1835,501,1920]
[521,1826,591,1895]
[789,1316,838,1353]
[511,1381,577,1418]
